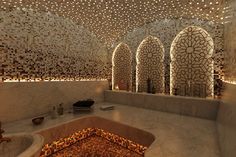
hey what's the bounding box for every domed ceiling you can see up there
[0,0,230,45]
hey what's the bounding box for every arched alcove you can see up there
[112,43,132,90]
[170,26,214,97]
[136,36,165,93]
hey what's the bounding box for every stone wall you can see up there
[0,81,108,123]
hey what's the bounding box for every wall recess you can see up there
[136,36,165,93]
[112,43,132,90]
[170,26,214,97]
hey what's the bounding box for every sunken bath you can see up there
[36,116,155,157]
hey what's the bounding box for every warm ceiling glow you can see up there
[0,0,228,45]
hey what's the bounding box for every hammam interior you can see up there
[0,0,236,157]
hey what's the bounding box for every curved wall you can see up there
[170,26,214,97]
[136,36,164,93]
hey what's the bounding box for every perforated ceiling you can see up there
[0,0,229,45]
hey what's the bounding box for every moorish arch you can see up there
[112,43,132,90]
[136,36,165,93]
[170,26,214,97]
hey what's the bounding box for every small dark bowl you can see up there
[32,117,44,125]
[73,99,94,108]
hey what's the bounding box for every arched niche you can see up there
[112,43,132,90]
[136,36,165,93]
[170,26,214,97]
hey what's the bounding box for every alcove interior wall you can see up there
[136,36,165,93]
[170,26,214,97]
[112,43,132,90]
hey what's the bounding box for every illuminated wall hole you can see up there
[112,43,132,90]
[170,26,214,97]
[136,36,165,93]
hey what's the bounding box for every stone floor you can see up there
[4,102,221,157]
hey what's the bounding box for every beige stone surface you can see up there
[3,102,220,157]
[0,81,108,123]
[217,83,236,157]
[217,1,236,157]
[104,90,220,120]
[36,116,155,148]
[0,133,44,157]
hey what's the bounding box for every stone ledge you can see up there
[104,90,220,120]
